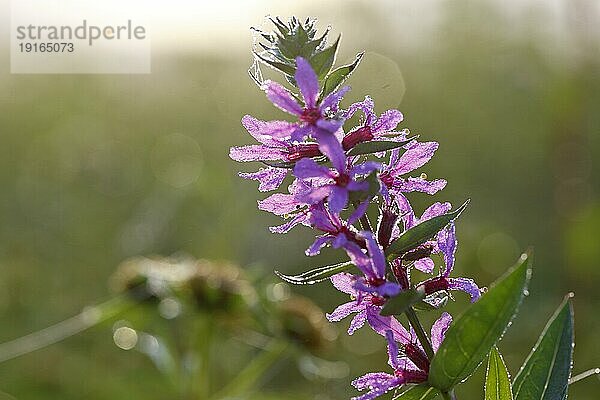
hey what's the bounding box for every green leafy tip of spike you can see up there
[485,347,513,400]
[253,17,342,83]
[512,294,574,400]
[274,261,355,285]
[385,200,470,259]
[428,250,533,391]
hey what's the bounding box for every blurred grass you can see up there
[0,1,599,399]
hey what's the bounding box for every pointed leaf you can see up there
[254,52,296,76]
[310,35,340,80]
[393,385,440,399]
[486,347,513,400]
[274,261,354,285]
[385,200,470,258]
[512,296,574,400]
[347,140,407,156]
[381,288,426,316]
[428,251,533,391]
[319,52,364,101]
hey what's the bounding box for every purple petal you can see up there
[421,202,452,221]
[263,80,302,115]
[448,278,482,302]
[229,145,285,162]
[293,158,332,179]
[350,161,382,178]
[309,203,337,231]
[366,307,411,344]
[241,115,296,143]
[345,96,376,123]
[352,372,396,391]
[330,272,358,295]
[373,282,402,297]
[321,85,351,113]
[394,193,416,229]
[344,242,371,276]
[414,258,435,274]
[438,224,457,276]
[385,330,400,370]
[391,140,439,175]
[348,309,367,334]
[351,380,400,400]
[295,57,319,109]
[396,177,447,195]
[297,185,333,205]
[314,129,346,171]
[290,124,313,142]
[258,193,300,216]
[431,312,452,353]
[306,235,333,256]
[348,200,369,225]
[239,167,288,192]
[326,300,362,322]
[372,109,403,133]
[316,118,344,134]
[328,186,349,214]
[362,231,386,278]
[332,233,348,248]
[269,212,309,234]
[346,180,370,192]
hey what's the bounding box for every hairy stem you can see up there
[404,307,435,361]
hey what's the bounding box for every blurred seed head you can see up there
[109,255,256,314]
[275,295,335,354]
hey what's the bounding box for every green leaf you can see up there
[486,347,513,400]
[274,261,354,285]
[380,288,426,316]
[512,295,574,400]
[393,385,440,399]
[253,52,296,76]
[319,52,364,100]
[347,140,407,156]
[385,200,470,258]
[428,251,533,391]
[310,35,340,80]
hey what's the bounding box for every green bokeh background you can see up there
[0,1,598,399]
